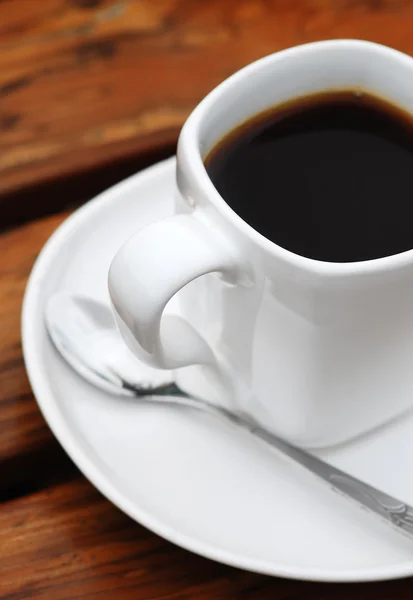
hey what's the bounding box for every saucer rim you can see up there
[22,157,413,583]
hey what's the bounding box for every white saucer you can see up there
[23,157,413,582]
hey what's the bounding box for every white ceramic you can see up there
[22,158,413,581]
[108,40,413,448]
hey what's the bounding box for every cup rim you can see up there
[179,39,413,277]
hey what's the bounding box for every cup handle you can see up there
[108,213,249,371]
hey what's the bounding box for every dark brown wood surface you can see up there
[3,0,413,597]
[4,0,413,226]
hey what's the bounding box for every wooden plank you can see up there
[3,0,413,205]
[0,212,78,498]
[1,475,412,599]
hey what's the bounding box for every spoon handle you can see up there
[121,379,413,540]
[249,422,413,540]
[130,383,413,541]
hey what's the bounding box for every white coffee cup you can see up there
[108,40,413,447]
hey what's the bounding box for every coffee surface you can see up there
[205,90,413,262]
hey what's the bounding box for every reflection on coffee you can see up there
[205,90,413,262]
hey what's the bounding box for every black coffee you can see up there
[205,91,413,262]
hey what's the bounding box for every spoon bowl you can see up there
[45,293,174,396]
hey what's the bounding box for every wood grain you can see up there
[0,212,77,498]
[3,0,413,214]
[4,2,413,596]
[1,476,412,599]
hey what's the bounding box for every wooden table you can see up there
[2,1,413,597]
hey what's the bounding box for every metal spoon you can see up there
[45,292,413,541]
